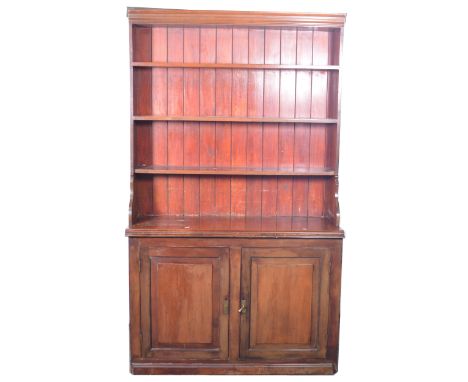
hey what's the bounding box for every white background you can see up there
[1,0,467,381]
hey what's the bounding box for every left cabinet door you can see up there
[139,246,230,360]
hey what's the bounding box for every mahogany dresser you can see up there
[126,8,346,375]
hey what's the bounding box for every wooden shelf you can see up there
[132,62,339,70]
[133,116,338,124]
[126,215,344,238]
[134,165,335,176]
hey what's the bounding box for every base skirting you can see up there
[131,361,337,375]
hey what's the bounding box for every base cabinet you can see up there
[129,238,342,375]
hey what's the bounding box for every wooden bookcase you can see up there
[126,8,346,375]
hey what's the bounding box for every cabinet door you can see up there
[140,247,229,360]
[240,247,330,360]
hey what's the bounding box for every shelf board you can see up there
[133,116,338,124]
[132,61,339,70]
[134,165,335,176]
[126,215,344,238]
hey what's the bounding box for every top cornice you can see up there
[127,8,346,28]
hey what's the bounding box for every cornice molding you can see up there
[127,8,346,27]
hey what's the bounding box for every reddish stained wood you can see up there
[167,27,184,215]
[199,27,216,216]
[152,26,168,215]
[231,28,248,216]
[183,27,200,216]
[293,29,313,216]
[132,61,340,70]
[133,68,152,116]
[133,115,337,123]
[229,248,241,360]
[262,28,280,216]
[215,28,233,215]
[134,122,152,167]
[153,261,213,344]
[246,28,265,216]
[132,26,152,62]
[309,30,330,216]
[277,29,296,216]
[131,23,341,221]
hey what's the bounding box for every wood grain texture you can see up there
[261,29,280,217]
[133,115,337,123]
[127,8,346,27]
[215,28,233,216]
[183,27,200,216]
[230,28,248,216]
[134,166,335,176]
[126,215,344,238]
[154,261,213,344]
[240,247,330,360]
[140,245,229,360]
[167,28,184,215]
[129,237,343,374]
[199,27,217,216]
[128,11,345,375]
[131,24,340,218]
[133,62,340,70]
[151,27,168,215]
[277,29,296,216]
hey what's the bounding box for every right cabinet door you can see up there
[240,247,331,360]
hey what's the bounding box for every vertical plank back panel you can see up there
[246,29,265,216]
[231,28,249,216]
[262,29,280,216]
[293,29,313,216]
[199,28,217,216]
[152,27,168,215]
[132,26,153,218]
[132,26,152,61]
[215,28,233,215]
[132,22,340,220]
[183,27,201,215]
[277,29,297,216]
[167,28,184,215]
[308,29,332,216]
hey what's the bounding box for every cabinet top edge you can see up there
[127,8,346,27]
[125,229,345,239]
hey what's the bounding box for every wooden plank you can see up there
[199,27,217,216]
[231,28,248,216]
[133,115,337,123]
[246,28,265,216]
[293,29,313,217]
[127,8,347,28]
[152,26,168,215]
[215,27,233,215]
[229,248,241,360]
[309,30,330,216]
[277,28,297,216]
[132,62,340,70]
[135,166,335,176]
[183,27,200,216]
[262,28,280,217]
[126,216,344,238]
[132,26,152,62]
[167,27,184,215]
